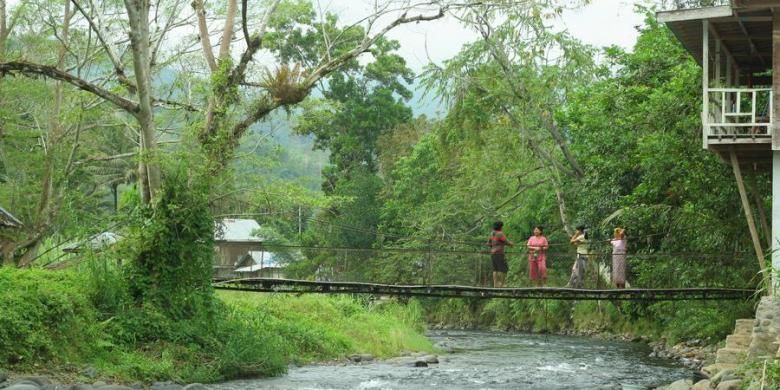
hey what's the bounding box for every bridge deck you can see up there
[213,278,757,301]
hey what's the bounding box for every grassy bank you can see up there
[0,267,433,384]
[423,297,755,344]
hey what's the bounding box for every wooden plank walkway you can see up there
[212,278,757,301]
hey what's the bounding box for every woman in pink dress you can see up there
[610,228,627,289]
[526,225,549,287]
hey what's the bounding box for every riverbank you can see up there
[0,267,434,387]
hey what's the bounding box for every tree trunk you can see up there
[0,0,7,60]
[24,0,72,265]
[218,0,237,61]
[124,0,160,204]
[554,181,573,236]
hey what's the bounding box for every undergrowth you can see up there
[0,266,432,383]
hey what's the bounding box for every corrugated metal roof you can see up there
[0,206,22,228]
[214,218,263,242]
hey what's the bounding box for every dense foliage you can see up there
[0,266,431,382]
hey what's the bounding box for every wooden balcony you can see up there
[705,87,772,170]
[658,2,776,171]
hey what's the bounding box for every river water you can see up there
[210,330,691,390]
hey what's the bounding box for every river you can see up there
[209,330,691,390]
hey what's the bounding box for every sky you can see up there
[321,0,651,70]
[318,0,652,116]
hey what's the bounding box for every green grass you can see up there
[218,292,434,362]
[0,267,433,384]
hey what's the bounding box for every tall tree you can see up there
[422,0,596,234]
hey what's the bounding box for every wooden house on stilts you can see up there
[658,0,778,292]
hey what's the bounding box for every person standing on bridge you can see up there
[610,227,627,289]
[487,221,513,288]
[526,225,549,287]
[567,225,589,288]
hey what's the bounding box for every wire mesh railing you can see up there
[213,244,758,291]
[657,0,730,11]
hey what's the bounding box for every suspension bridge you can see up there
[212,277,756,301]
[211,244,760,301]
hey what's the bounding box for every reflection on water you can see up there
[209,330,691,390]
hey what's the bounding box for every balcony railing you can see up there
[706,88,772,138]
[658,0,729,11]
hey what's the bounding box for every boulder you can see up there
[666,379,693,390]
[710,369,734,387]
[3,384,41,390]
[182,385,209,390]
[423,355,439,364]
[691,379,711,390]
[716,379,742,390]
[41,386,70,390]
[413,361,428,367]
[150,383,183,390]
[94,386,133,390]
[348,354,375,363]
[719,372,740,383]
[16,377,50,386]
[91,382,106,388]
[0,371,7,384]
[81,367,98,380]
[70,385,94,390]
[11,381,43,388]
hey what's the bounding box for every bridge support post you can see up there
[773,11,780,295]
[772,152,780,294]
[732,152,769,294]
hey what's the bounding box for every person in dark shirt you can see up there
[487,221,513,288]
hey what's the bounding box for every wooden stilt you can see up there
[731,151,770,294]
[748,174,772,249]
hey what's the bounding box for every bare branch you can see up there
[229,0,281,86]
[150,0,188,67]
[0,61,140,114]
[303,6,447,89]
[152,97,200,112]
[76,151,137,165]
[241,0,249,46]
[70,0,136,93]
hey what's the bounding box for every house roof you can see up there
[214,218,264,242]
[62,232,121,253]
[657,3,773,82]
[0,206,22,228]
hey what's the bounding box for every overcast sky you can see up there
[321,0,651,71]
[317,0,652,115]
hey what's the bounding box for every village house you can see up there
[213,218,286,279]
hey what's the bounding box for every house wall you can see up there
[214,242,261,266]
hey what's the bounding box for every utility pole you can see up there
[298,206,302,239]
